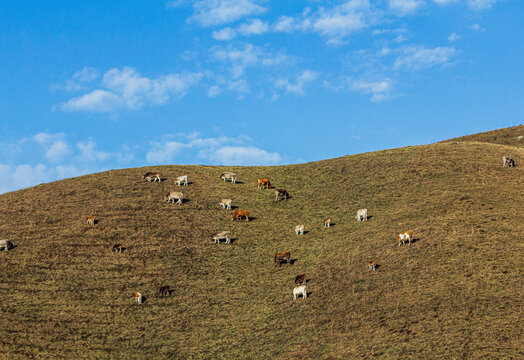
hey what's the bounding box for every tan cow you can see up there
[0,240,13,251]
[220,172,236,183]
[112,244,123,253]
[211,231,231,244]
[323,217,331,228]
[164,191,183,204]
[232,210,249,222]
[294,225,304,235]
[219,199,232,210]
[503,156,515,168]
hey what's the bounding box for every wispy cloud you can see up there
[389,0,426,16]
[393,45,457,70]
[60,67,203,112]
[448,32,460,42]
[276,70,318,95]
[213,18,269,40]
[185,0,267,27]
[467,0,498,10]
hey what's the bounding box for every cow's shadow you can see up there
[324,223,335,228]
[306,291,313,298]
[296,230,309,236]
[247,216,257,222]
[231,181,244,184]
[93,219,99,225]
[373,264,381,271]
[159,178,168,182]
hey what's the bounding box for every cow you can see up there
[368,260,376,271]
[135,292,143,304]
[398,230,413,247]
[158,286,170,297]
[275,251,291,266]
[294,225,304,235]
[0,240,13,251]
[86,216,95,225]
[219,199,232,210]
[143,172,161,182]
[356,209,368,222]
[293,285,307,301]
[232,209,249,222]
[294,274,306,285]
[323,217,331,228]
[112,244,123,253]
[220,172,236,183]
[211,231,231,244]
[275,189,289,202]
[164,191,183,204]
[257,178,271,189]
[503,156,515,168]
[175,175,188,186]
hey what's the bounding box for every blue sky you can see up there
[1,0,523,193]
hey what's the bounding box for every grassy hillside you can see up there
[0,126,522,359]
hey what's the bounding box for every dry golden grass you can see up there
[0,126,522,359]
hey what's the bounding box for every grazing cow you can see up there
[295,225,304,235]
[293,285,307,301]
[219,199,232,210]
[368,260,376,271]
[323,217,331,228]
[158,286,170,297]
[275,251,291,266]
[503,156,515,168]
[86,216,95,225]
[143,172,161,182]
[135,292,143,305]
[294,274,306,285]
[112,244,123,253]
[0,240,13,251]
[211,231,231,244]
[398,230,413,247]
[232,209,249,222]
[175,175,188,186]
[257,178,271,189]
[220,172,236,183]
[356,209,368,222]
[164,191,183,204]
[275,189,289,202]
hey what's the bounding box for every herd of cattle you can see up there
[130,170,417,304]
[0,154,517,305]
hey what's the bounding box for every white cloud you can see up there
[394,45,457,70]
[470,23,485,32]
[433,0,458,4]
[213,19,269,40]
[213,27,236,40]
[212,44,290,78]
[46,141,70,162]
[208,85,222,97]
[188,0,267,26]
[274,16,296,33]
[349,79,393,101]
[276,70,318,95]
[389,0,426,15]
[146,141,186,163]
[60,67,203,112]
[209,146,282,165]
[448,32,460,42]
[467,0,497,10]
[33,132,65,145]
[72,67,99,83]
[77,141,112,162]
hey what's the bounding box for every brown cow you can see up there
[158,286,170,297]
[257,178,271,189]
[275,251,291,266]
[143,172,161,182]
[294,274,306,285]
[398,230,413,247]
[323,217,331,228]
[112,244,123,253]
[232,209,249,222]
[275,189,289,202]
[368,260,376,271]
[86,216,95,225]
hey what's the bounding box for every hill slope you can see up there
[0,127,522,359]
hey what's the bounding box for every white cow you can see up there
[175,175,188,186]
[294,225,304,235]
[219,199,232,210]
[0,240,13,251]
[211,231,231,244]
[135,292,143,305]
[356,209,368,222]
[293,285,307,301]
